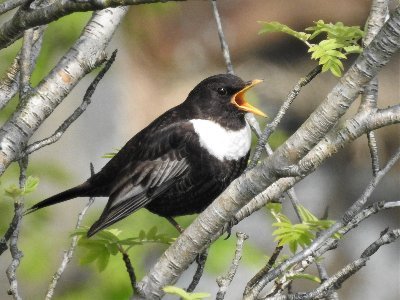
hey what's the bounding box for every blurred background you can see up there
[0,0,399,299]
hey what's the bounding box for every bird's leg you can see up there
[166,216,185,234]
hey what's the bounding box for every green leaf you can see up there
[147,226,158,239]
[4,184,22,199]
[96,229,121,243]
[266,202,282,214]
[344,45,363,54]
[306,20,364,45]
[163,286,210,300]
[79,245,104,265]
[23,176,40,195]
[258,21,311,42]
[297,205,318,222]
[96,247,111,272]
[289,240,298,253]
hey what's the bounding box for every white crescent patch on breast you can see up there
[190,119,251,161]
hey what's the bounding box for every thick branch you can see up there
[358,0,389,176]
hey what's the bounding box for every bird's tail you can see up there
[24,182,92,215]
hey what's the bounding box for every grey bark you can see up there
[0,7,128,175]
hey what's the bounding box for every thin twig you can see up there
[119,246,138,294]
[210,0,234,75]
[45,163,95,300]
[0,26,44,109]
[244,243,283,296]
[19,29,35,97]
[6,156,28,300]
[186,249,209,293]
[0,54,20,109]
[263,200,400,299]
[248,65,322,170]
[358,0,389,176]
[264,229,400,300]
[216,232,248,300]
[315,242,339,300]
[19,50,117,158]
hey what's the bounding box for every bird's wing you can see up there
[87,122,196,236]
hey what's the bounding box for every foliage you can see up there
[163,286,210,300]
[258,20,364,77]
[73,226,175,272]
[267,203,339,254]
[4,176,39,199]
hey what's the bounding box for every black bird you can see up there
[26,74,266,237]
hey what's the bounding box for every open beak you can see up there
[231,79,267,117]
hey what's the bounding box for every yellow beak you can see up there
[231,79,267,117]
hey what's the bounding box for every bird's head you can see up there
[185,74,266,118]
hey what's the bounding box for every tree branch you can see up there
[0,7,128,176]
[244,243,283,296]
[248,65,322,170]
[210,0,233,75]
[186,249,209,293]
[264,229,400,300]
[0,0,26,15]
[20,50,117,158]
[0,0,191,49]
[6,156,28,300]
[0,26,44,109]
[216,232,248,300]
[45,164,95,300]
[358,0,389,176]
[137,9,400,292]
[243,147,400,299]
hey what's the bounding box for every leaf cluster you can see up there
[163,285,210,300]
[73,226,175,271]
[4,176,39,199]
[258,20,364,77]
[267,203,339,254]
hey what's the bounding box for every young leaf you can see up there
[344,45,362,54]
[96,247,111,272]
[163,286,210,300]
[258,21,311,42]
[5,184,22,199]
[23,176,40,194]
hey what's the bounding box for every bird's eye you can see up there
[217,87,227,96]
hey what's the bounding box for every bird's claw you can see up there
[224,218,238,240]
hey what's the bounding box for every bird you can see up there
[26,74,266,237]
